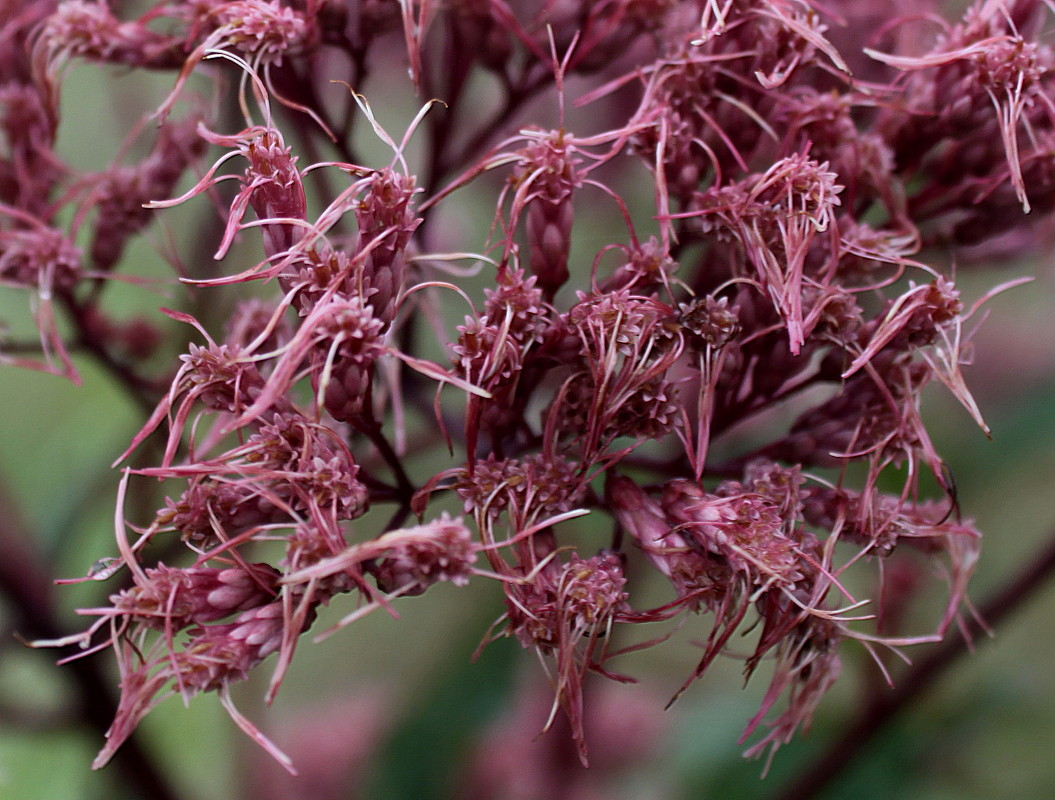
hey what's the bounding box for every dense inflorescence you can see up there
[6,0,1055,774]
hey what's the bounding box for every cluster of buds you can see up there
[7,0,1055,777]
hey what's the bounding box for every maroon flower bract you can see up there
[6,0,1053,778]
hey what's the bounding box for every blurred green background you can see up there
[4,46,1055,800]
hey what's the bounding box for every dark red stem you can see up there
[774,524,1055,800]
[0,486,182,800]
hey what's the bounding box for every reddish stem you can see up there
[774,524,1055,800]
[0,484,182,800]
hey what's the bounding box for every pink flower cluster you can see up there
[6,0,1055,775]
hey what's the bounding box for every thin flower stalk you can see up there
[8,0,1053,777]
